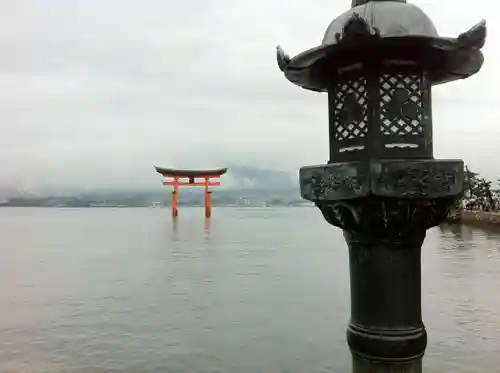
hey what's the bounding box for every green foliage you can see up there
[462,165,499,211]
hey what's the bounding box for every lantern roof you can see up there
[277,0,486,92]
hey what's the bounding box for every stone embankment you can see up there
[446,210,500,228]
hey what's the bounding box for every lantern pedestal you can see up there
[300,159,463,371]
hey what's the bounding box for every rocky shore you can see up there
[445,210,500,228]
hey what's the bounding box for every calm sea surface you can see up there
[0,207,499,373]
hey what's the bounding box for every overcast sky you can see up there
[0,0,497,192]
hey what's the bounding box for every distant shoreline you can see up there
[445,210,500,229]
[0,204,315,208]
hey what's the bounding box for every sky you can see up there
[0,0,498,193]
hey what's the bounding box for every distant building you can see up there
[236,198,249,206]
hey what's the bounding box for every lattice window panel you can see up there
[379,74,423,136]
[333,76,368,141]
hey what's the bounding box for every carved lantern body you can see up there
[277,0,486,371]
[329,60,432,162]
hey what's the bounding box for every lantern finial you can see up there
[351,0,406,8]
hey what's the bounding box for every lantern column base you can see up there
[352,355,422,373]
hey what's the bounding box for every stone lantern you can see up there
[277,0,486,372]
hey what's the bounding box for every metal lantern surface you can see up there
[277,1,486,372]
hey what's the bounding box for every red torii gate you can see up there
[154,166,227,218]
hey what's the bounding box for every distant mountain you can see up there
[0,165,301,205]
[226,165,296,190]
[0,187,20,202]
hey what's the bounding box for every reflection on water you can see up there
[0,207,499,373]
[171,216,179,239]
[204,218,212,243]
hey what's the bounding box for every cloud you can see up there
[0,0,498,192]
